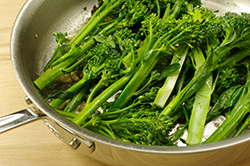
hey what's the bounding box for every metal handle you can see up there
[0,107,44,133]
[0,97,95,154]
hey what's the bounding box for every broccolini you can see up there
[35,0,250,146]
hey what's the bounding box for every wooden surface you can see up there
[0,0,250,166]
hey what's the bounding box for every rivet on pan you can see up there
[69,137,81,150]
[24,96,33,105]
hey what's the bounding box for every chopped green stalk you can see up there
[68,0,126,46]
[168,123,188,143]
[34,39,95,90]
[205,102,250,143]
[218,49,250,70]
[72,74,132,125]
[49,74,92,109]
[44,32,69,71]
[34,58,75,90]
[233,114,250,137]
[154,44,189,108]
[175,61,189,94]
[205,75,250,143]
[57,110,77,119]
[110,50,162,110]
[186,47,213,145]
[160,50,214,117]
[63,87,88,112]
[85,82,105,105]
[166,0,184,21]
[87,125,117,139]
[134,63,181,96]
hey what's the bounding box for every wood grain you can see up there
[0,0,249,166]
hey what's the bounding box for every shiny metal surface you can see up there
[0,107,43,133]
[7,0,250,165]
[0,101,95,154]
[202,0,250,15]
[42,118,95,154]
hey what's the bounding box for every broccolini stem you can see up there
[205,102,250,143]
[186,47,213,145]
[155,0,160,18]
[72,74,133,125]
[63,87,88,112]
[87,126,116,139]
[162,3,171,22]
[99,125,118,140]
[154,44,188,108]
[43,39,64,72]
[160,50,214,117]
[85,81,105,105]
[110,50,162,110]
[69,0,126,46]
[233,114,250,137]
[168,123,188,143]
[34,60,70,90]
[218,49,250,70]
[56,110,77,119]
[49,74,92,109]
[97,103,140,119]
[34,39,95,90]
[100,118,152,126]
[162,0,184,22]
[204,78,250,143]
[51,39,95,67]
[168,0,185,20]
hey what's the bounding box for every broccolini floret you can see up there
[84,87,175,145]
[34,0,167,90]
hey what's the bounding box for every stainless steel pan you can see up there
[2,0,250,165]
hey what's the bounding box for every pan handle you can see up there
[0,107,45,133]
[0,96,95,155]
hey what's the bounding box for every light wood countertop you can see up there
[0,1,250,166]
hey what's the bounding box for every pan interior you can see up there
[10,0,250,154]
